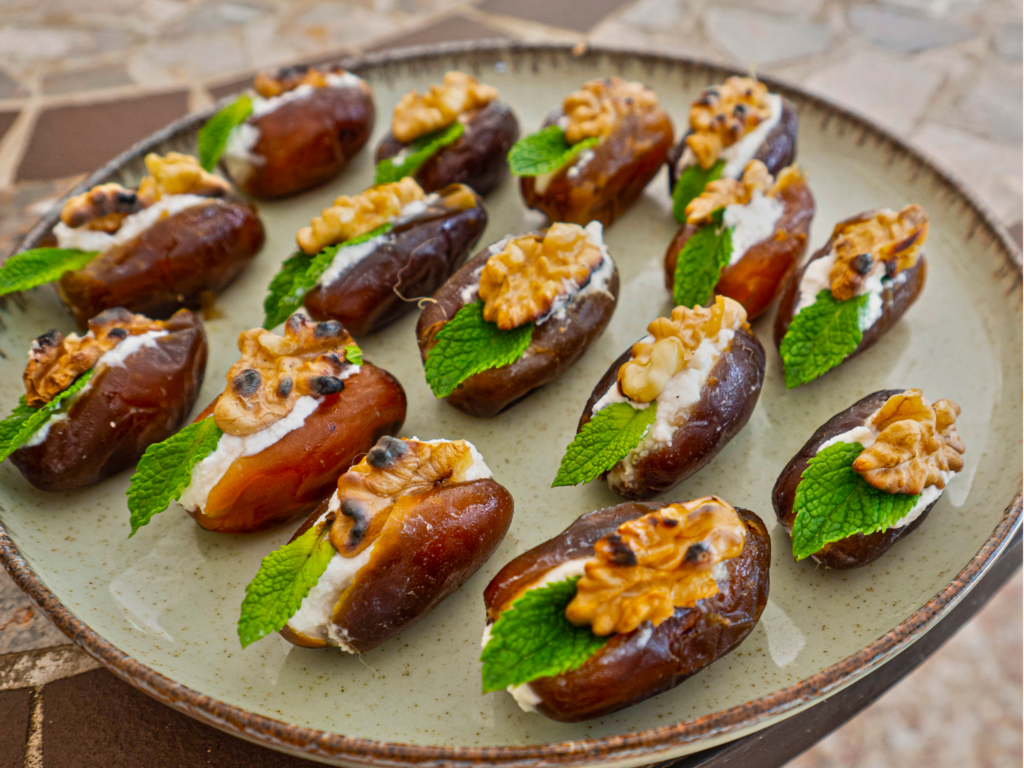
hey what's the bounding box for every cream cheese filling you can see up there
[723,190,785,266]
[53,195,213,253]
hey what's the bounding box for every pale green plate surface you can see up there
[0,43,1020,767]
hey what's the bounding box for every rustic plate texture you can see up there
[0,42,1020,768]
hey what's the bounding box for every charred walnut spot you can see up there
[340,499,369,549]
[603,533,638,566]
[367,436,408,469]
[309,375,344,396]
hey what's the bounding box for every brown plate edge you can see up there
[0,39,1021,768]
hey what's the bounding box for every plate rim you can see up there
[1,39,1021,768]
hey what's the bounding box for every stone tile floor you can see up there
[0,0,1020,765]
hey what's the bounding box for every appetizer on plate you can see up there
[775,205,928,388]
[480,495,770,722]
[0,153,265,328]
[668,76,798,220]
[554,297,764,499]
[417,221,619,417]
[374,71,519,195]
[127,315,406,536]
[198,64,375,198]
[774,389,964,569]
[664,160,814,319]
[0,308,206,492]
[264,178,487,334]
[511,78,674,227]
[238,436,514,650]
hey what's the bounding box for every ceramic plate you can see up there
[0,42,1020,768]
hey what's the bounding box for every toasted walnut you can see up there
[565,496,746,636]
[213,315,357,437]
[686,161,806,225]
[391,71,497,143]
[852,389,965,495]
[136,152,230,207]
[60,183,142,230]
[328,437,483,556]
[23,308,164,407]
[561,77,660,145]
[477,223,604,330]
[685,77,773,170]
[296,177,425,256]
[253,64,344,98]
[617,296,747,403]
[828,204,929,302]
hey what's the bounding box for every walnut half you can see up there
[685,160,804,226]
[328,437,483,556]
[561,77,660,145]
[296,177,424,256]
[212,315,358,437]
[477,222,605,330]
[23,308,165,407]
[685,77,773,170]
[852,389,965,495]
[828,204,929,302]
[617,296,748,403]
[566,496,746,636]
[253,64,349,98]
[391,71,498,144]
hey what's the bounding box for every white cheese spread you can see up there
[792,249,890,332]
[53,194,212,253]
[723,189,785,266]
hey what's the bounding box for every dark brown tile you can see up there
[209,74,256,101]
[42,64,135,96]
[16,91,189,183]
[367,13,512,52]
[0,687,30,768]
[42,669,322,768]
[477,0,631,33]
[0,111,17,146]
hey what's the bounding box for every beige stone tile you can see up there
[704,6,833,67]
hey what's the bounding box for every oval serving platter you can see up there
[0,42,1020,768]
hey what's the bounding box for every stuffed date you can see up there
[554,297,764,499]
[774,204,928,388]
[512,78,673,227]
[237,436,513,651]
[773,388,965,569]
[417,221,619,417]
[1,308,206,492]
[668,76,798,217]
[0,153,265,328]
[665,160,814,318]
[267,178,487,334]
[205,64,375,198]
[480,496,770,722]
[374,71,519,195]
[126,314,406,535]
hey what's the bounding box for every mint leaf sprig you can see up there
[672,208,733,309]
[127,417,223,537]
[0,248,99,297]
[791,441,920,561]
[481,577,607,692]
[237,515,337,648]
[552,401,657,487]
[508,125,600,177]
[672,159,725,223]
[423,301,533,399]
[0,370,94,462]
[779,290,869,389]
[344,344,362,365]
[198,94,254,171]
[262,223,394,330]
[374,121,465,186]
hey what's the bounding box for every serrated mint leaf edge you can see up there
[198,94,254,171]
[374,121,465,185]
[780,290,867,389]
[672,159,726,223]
[671,215,734,308]
[0,370,94,462]
[508,125,601,177]
[552,401,657,487]
[0,248,99,296]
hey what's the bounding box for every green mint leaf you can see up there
[127,417,223,537]
[0,370,94,462]
[780,291,868,389]
[552,401,657,487]
[374,121,465,185]
[672,159,725,223]
[262,223,394,329]
[672,209,732,308]
[507,126,600,177]
[237,520,336,648]
[423,301,532,399]
[198,94,253,171]
[481,577,607,692]
[344,344,362,365]
[791,441,920,561]
[0,249,98,296]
